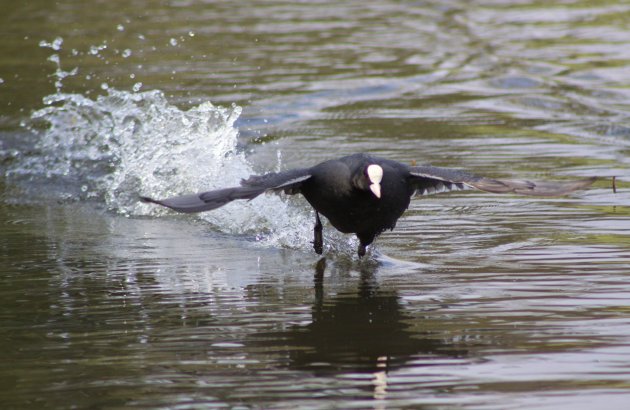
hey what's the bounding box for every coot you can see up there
[140,153,595,256]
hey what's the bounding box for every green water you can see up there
[1,1,629,408]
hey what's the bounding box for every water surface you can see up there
[1,0,630,408]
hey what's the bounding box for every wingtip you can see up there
[573,176,598,190]
[578,175,622,193]
[529,176,598,196]
[571,176,598,187]
[472,175,599,197]
[139,195,159,205]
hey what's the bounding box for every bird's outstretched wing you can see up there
[409,165,596,197]
[140,168,312,213]
[239,168,312,194]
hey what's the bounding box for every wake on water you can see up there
[11,88,332,251]
[6,36,359,254]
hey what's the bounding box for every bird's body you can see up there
[300,156,412,246]
[141,153,595,256]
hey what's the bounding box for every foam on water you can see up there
[15,88,320,250]
[5,36,359,254]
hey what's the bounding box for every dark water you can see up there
[1,0,630,408]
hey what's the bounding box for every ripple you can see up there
[2,0,630,409]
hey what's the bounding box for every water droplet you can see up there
[89,43,107,56]
[0,78,4,84]
[169,38,178,46]
[132,82,143,92]
[188,31,195,37]
[52,37,63,51]
[129,73,135,79]
[101,82,109,90]
[39,36,64,51]
[138,34,145,40]
[117,24,125,32]
[81,185,88,192]
[122,48,132,58]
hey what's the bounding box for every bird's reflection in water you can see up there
[254,258,467,393]
[294,258,467,374]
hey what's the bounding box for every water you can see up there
[1,0,630,408]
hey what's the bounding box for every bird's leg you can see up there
[358,241,367,257]
[357,233,375,258]
[313,211,323,254]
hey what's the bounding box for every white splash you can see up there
[17,88,313,250]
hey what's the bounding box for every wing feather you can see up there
[140,168,312,213]
[241,168,312,194]
[409,165,596,197]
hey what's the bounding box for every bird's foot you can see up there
[313,239,323,255]
[357,243,367,257]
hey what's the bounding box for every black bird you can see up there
[140,153,595,257]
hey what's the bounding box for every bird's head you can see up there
[365,164,383,198]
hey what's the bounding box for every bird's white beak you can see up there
[367,164,383,199]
